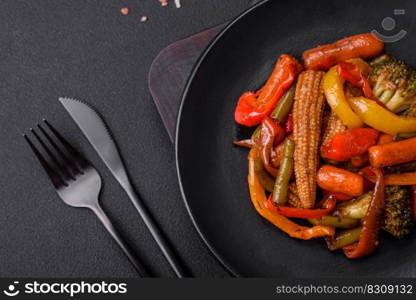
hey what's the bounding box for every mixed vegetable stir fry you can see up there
[234,33,416,259]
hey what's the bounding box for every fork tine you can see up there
[37,122,82,178]
[24,133,67,188]
[31,127,75,181]
[42,119,90,171]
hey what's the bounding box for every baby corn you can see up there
[287,182,302,208]
[322,111,347,147]
[293,70,326,208]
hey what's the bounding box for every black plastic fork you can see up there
[24,120,149,276]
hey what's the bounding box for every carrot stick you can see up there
[317,165,364,197]
[368,137,416,168]
[363,172,416,186]
[384,173,416,185]
[303,33,384,71]
[378,134,394,145]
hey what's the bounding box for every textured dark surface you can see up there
[0,0,255,277]
[177,0,416,277]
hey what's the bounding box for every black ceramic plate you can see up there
[176,0,416,277]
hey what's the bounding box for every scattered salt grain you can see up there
[159,0,168,6]
[140,16,148,22]
[120,7,129,15]
[157,0,181,8]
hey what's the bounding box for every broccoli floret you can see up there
[402,100,416,118]
[369,54,393,67]
[382,186,414,239]
[370,56,416,113]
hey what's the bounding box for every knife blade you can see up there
[59,97,188,277]
[59,97,130,187]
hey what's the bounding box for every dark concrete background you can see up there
[0,0,255,277]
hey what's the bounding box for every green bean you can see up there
[272,139,294,205]
[270,85,296,122]
[394,132,416,141]
[327,227,362,251]
[308,216,360,229]
[250,85,295,141]
[253,156,275,193]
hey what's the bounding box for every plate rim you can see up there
[175,0,271,277]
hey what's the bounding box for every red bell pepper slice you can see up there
[234,54,302,127]
[259,117,285,177]
[267,194,336,219]
[337,62,388,108]
[233,139,256,149]
[323,190,353,202]
[337,62,374,99]
[356,166,377,192]
[343,168,385,259]
[359,166,380,184]
[321,128,379,161]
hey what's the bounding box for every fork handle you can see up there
[91,204,149,277]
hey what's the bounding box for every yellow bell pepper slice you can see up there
[347,58,372,74]
[349,96,416,135]
[323,58,369,129]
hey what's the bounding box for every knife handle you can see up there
[124,185,189,277]
[91,204,149,277]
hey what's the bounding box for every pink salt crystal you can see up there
[159,0,168,6]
